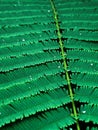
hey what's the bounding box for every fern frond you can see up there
[75,87,98,105]
[67,50,98,63]
[62,30,98,41]
[0,51,62,72]
[0,88,71,127]
[0,74,67,106]
[71,73,98,87]
[0,0,98,129]
[64,39,98,51]
[79,105,98,124]
[1,107,75,130]
[0,61,64,90]
[68,60,98,74]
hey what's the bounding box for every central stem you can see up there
[50,0,80,130]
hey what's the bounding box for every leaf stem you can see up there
[50,0,80,130]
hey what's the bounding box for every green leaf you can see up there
[0,0,98,129]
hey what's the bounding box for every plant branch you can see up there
[50,0,80,130]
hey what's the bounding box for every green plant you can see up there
[0,0,98,129]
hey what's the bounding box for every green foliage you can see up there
[0,0,98,129]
